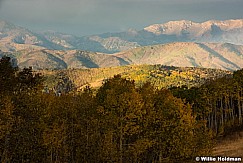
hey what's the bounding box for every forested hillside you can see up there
[1,57,243,162]
[170,69,243,136]
[39,64,231,94]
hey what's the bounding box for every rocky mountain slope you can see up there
[115,42,243,70]
[0,20,140,53]
[144,19,243,42]
[0,20,65,52]
[1,19,243,53]
[1,49,128,70]
[77,19,243,53]
[1,42,243,71]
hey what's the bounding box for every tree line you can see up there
[2,56,242,162]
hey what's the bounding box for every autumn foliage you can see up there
[3,56,243,162]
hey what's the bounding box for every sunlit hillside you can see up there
[38,64,232,93]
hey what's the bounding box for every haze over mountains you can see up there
[1,19,243,70]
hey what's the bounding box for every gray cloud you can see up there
[0,0,243,36]
[0,0,4,9]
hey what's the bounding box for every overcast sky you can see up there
[0,0,243,36]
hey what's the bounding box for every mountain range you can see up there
[1,42,243,71]
[1,19,243,70]
[1,19,243,53]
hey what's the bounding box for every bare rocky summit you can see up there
[144,19,243,44]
